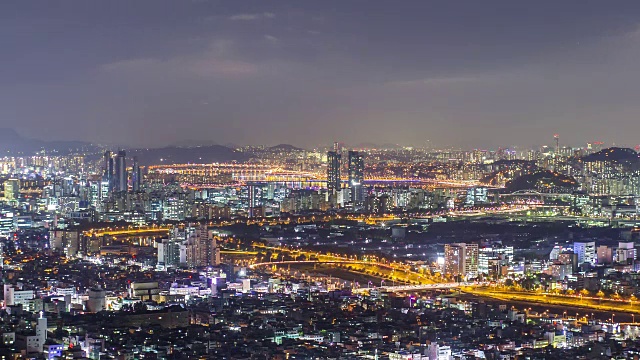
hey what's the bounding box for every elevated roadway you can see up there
[249,258,438,285]
[250,259,399,270]
[353,282,485,293]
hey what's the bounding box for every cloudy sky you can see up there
[2,1,640,149]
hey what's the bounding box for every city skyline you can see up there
[3,94,640,357]
[6,3,640,357]
[3,1,640,148]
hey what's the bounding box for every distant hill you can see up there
[506,170,578,193]
[128,145,248,166]
[169,139,221,147]
[0,128,97,155]
[268,144,304,151]
[480,160,539,187]
[582,147,640,163]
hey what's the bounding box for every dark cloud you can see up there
[1,1,640,148]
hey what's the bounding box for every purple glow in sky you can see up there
[2,1,640,149]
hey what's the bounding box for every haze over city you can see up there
[3,1,640,148]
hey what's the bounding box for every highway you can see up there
[247,248,439,285]
[248,256,484,291]
[249,260,400,270]
[84,226,171,237]
[352,282,484,293]
[462,287,640,315]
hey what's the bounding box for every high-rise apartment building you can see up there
[327,151,341,195]
[185,225,220,267]
[132,156,141,192]
[348,151,365,208]
[444,243,479,279]
[573,241,596,265]
[158,239,183,268]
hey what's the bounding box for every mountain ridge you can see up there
[0,128,97,155]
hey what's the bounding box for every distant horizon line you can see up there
[3,127,638,153]
[15,142,640,153]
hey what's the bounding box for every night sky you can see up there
[2,1,640,149]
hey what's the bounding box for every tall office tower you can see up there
[108,156,115,189]
[348,151,365,208]
[185,225,220,267]
[115,150,127,192]
[132,156,141,192]
[444,243,479,280]
[103,150,112,178]
[327,151,341,195]
[573,241,596,265]
[102,150,115,193]
[247,184,259,218]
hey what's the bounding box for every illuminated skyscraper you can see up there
[248,184,257,218]
[132,156,141,192]
[103,151,114,189]
[327,150,341,195]
[103,150,112,177]
[444,243,479,280]
[185,225,220,267]
[348,151,365,208]
[115,150,127,192]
